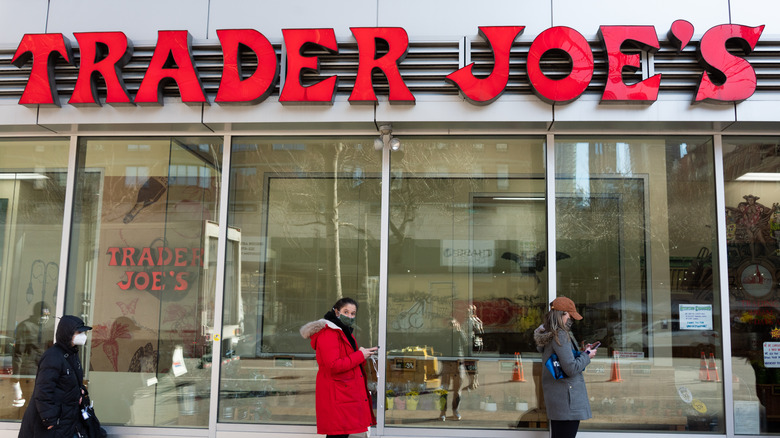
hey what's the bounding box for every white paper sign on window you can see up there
[764,342,780,368]
[679,304,713,330]
[734,400,760,434]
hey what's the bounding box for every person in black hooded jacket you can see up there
[19,315,92,438]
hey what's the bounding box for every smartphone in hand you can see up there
[586,341,600,354]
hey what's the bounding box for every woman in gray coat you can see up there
[534,297,598,438]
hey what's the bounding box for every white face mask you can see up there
[73,332,88,346]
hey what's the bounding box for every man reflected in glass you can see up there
[439,317,467,421]
[12,302,54,409]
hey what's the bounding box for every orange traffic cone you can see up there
[512,352,526,382]
[708,353,721,382]
[609,351,623,382]
[699,351,710,381]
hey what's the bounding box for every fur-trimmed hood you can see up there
[534,324,556,348]
[534,324,579,349]
[300,319,341,339]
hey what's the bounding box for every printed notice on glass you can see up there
[764,342,780,368]
[734,401,760,434]
[679,304,713,330]
[440,240,495,268]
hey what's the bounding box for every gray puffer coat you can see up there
[534,326,592,421]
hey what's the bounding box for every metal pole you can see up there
[713,134,735,437]
[375,132,391,436]
[207,135,232,438]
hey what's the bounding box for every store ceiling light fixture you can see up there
[0,173,48,180]
[374,124,401,151]
[736,172,780,181]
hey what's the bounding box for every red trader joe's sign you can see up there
[11,20,765,107]
[106,246,203,291]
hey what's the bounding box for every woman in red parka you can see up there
[300,298,377,438]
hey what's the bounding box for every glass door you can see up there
[555,137,723,433]
[67,137,222,427]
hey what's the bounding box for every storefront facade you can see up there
[0,1,779,437]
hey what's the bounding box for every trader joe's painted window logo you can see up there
[107,246,203,291]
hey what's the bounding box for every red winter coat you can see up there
[300,318,376,435]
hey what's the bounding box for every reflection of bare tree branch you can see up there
[331,144,344,299]
[339,222,374,239]
[292,220,327,227]
[261,141,382,303]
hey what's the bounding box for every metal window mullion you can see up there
[55,135,79,325]
[461,36,468,69]
[713,134,735,438]
[279,43,287,96]
[644,50,653,79]
[375,140,391,436]
[546,133,557,301]
[208,134,232,438]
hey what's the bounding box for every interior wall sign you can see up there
[106,246,203,291]
[10,20,764,107]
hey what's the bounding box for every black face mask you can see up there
[565,319,574,330]
[338,314,355,327]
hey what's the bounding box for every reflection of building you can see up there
[0,2,780,438]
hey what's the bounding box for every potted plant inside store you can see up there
[516,398,529,411]
[504,394,516,411]
[434,388,448,412]
[385,390,395,410]
[406,390,419,410]
[484,395,497,412]
[395,392,406,410]
[419,392,434,410]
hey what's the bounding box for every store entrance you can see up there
[66,137,223,427]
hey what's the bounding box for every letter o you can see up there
[527,26,593,104]
[134,271,151,290]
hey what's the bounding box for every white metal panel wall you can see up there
[36,0,213,129]
[732,0,780,35]
[0,0,49,43]
[37,99,212,133]
[46,0,212,41]
[0,0,776,131]
[551,0,735,128]
[0,0,50,132]
[552,0,731,39]
[208,0,378,40]
[374,0,555,129]
[729,0,780,125]
[377,0,552,39]
[202,96,378,131]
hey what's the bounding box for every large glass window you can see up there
[67,137,222,427]
[386,138,547,429]
[220,138,381,424]
[556,137,723,432]
[0,138,69,421]
[724,137,780,434]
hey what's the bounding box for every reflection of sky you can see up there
[575,142,589,206]
[124,165,149,186]
[170,164,211,188]
[616,142,631,176]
